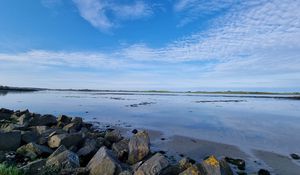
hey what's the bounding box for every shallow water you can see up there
[1,90,300,156]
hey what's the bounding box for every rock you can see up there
[112,139,129,161]
[60,167,89,175]
[48,133,83,148]
[128,131,150,164]
[0,108,13,120]
[21,159,46,175]
[57,115,72,124]
[200,156,233,175]
[161,165,182,175]
[48,145,67,159]
[30,125,49,135]
[134,153,169,175]
[120,170,133,175]
[258,169,270,175]
[290,153,300,160]
[77,139,97,157]
[63,122,81,133]
[17,113,32,125]
[87,146,122,175]
[29,114,57,126]
[71,117,83,125]
[132,129,138,134]
[17,142,53,160]
[77,139,97,165]
[0,130,21,150]
[179,157,195,171]
[225,157,245,170]
[46,150,80,169]
[178,165,204,175]
[105,129,122,143]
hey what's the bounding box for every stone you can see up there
[112,139,129,161]
[30,125,49,135]
[77,139,97,157]
[21,159,46,175]
[290,153,300,160]
[60,167,89,175]
[29,114,57,126]
[105,129,122,143]
[200,156,233,175]
[17,142,53,160]
[48,133,83,148]
[0,130,21,151]
[71,117,83,125]
[178,165,203,175]
[225,157,245,170]
[21,131,39,143]
[46,150,80,169]
[134,153,169,175]
[132,129,138,134]
[120,170,133,175]
[63,122,81,133]
[258,169,270,175]
[128,131,150,164]
[87,146,122,175]
[48,145,67,159]
[17,113,32,125]
[0,108,13,120]
[57,115,72,124]
[179,157,195,170]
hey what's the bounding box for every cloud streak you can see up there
[73,0,153,31]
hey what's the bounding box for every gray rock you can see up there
[134,153,169,175]
[30,125,49,135]
[57,115,72,124]
[48,145,67,159]
[29,114,57,126]
[178,165,204,175]
[21,131,39,143]
[128,131,150,164]
[71,117,83,125]
[87,146,122,175]
[48,133,83,148]
[63,122,81,133]
[17,142,53,160]
[21,159,46,175]
[200,155,233,175]
[120,170,133,175]
[112,139,129,161]
[17,113,32,126]
[0,130,21,150]
[60,167,89,175]
[105,129,122,143]
[46,150,80,169]
[0,108,13,120]
[77,139,97,157]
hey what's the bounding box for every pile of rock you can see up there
[0,108,268,175]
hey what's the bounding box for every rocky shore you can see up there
[0,108,271,175]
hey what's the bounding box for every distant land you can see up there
[1,85,300,95]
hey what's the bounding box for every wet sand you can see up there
[114,126,300,175]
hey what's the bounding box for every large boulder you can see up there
[87,146,122,175]
[112,139,129,161]
[46,150,80,169]
[57,115,72,124]
[17,113,32,126]
[48,133,83,148]
[128,131,150,164]
[178,165,204,175]
[77,138,97,165]
[17,142,53,160]
[134,153,169,175]
[21,131,39,143]
[0,130,21,150]
[63,123,82,133]
[29,114,57,126]
[0,108,13,120]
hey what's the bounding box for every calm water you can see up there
[1,90,300,155]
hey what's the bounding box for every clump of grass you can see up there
[0,164,23,175]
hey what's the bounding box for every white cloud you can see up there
[73,0,153,31]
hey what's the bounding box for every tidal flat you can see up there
[1,90,300,174]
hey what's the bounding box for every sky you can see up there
[0,0,300,91]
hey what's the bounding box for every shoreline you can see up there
[0,107,282,175]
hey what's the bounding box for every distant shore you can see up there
[1,85,300,95]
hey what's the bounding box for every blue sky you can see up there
[0,0,300,91]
